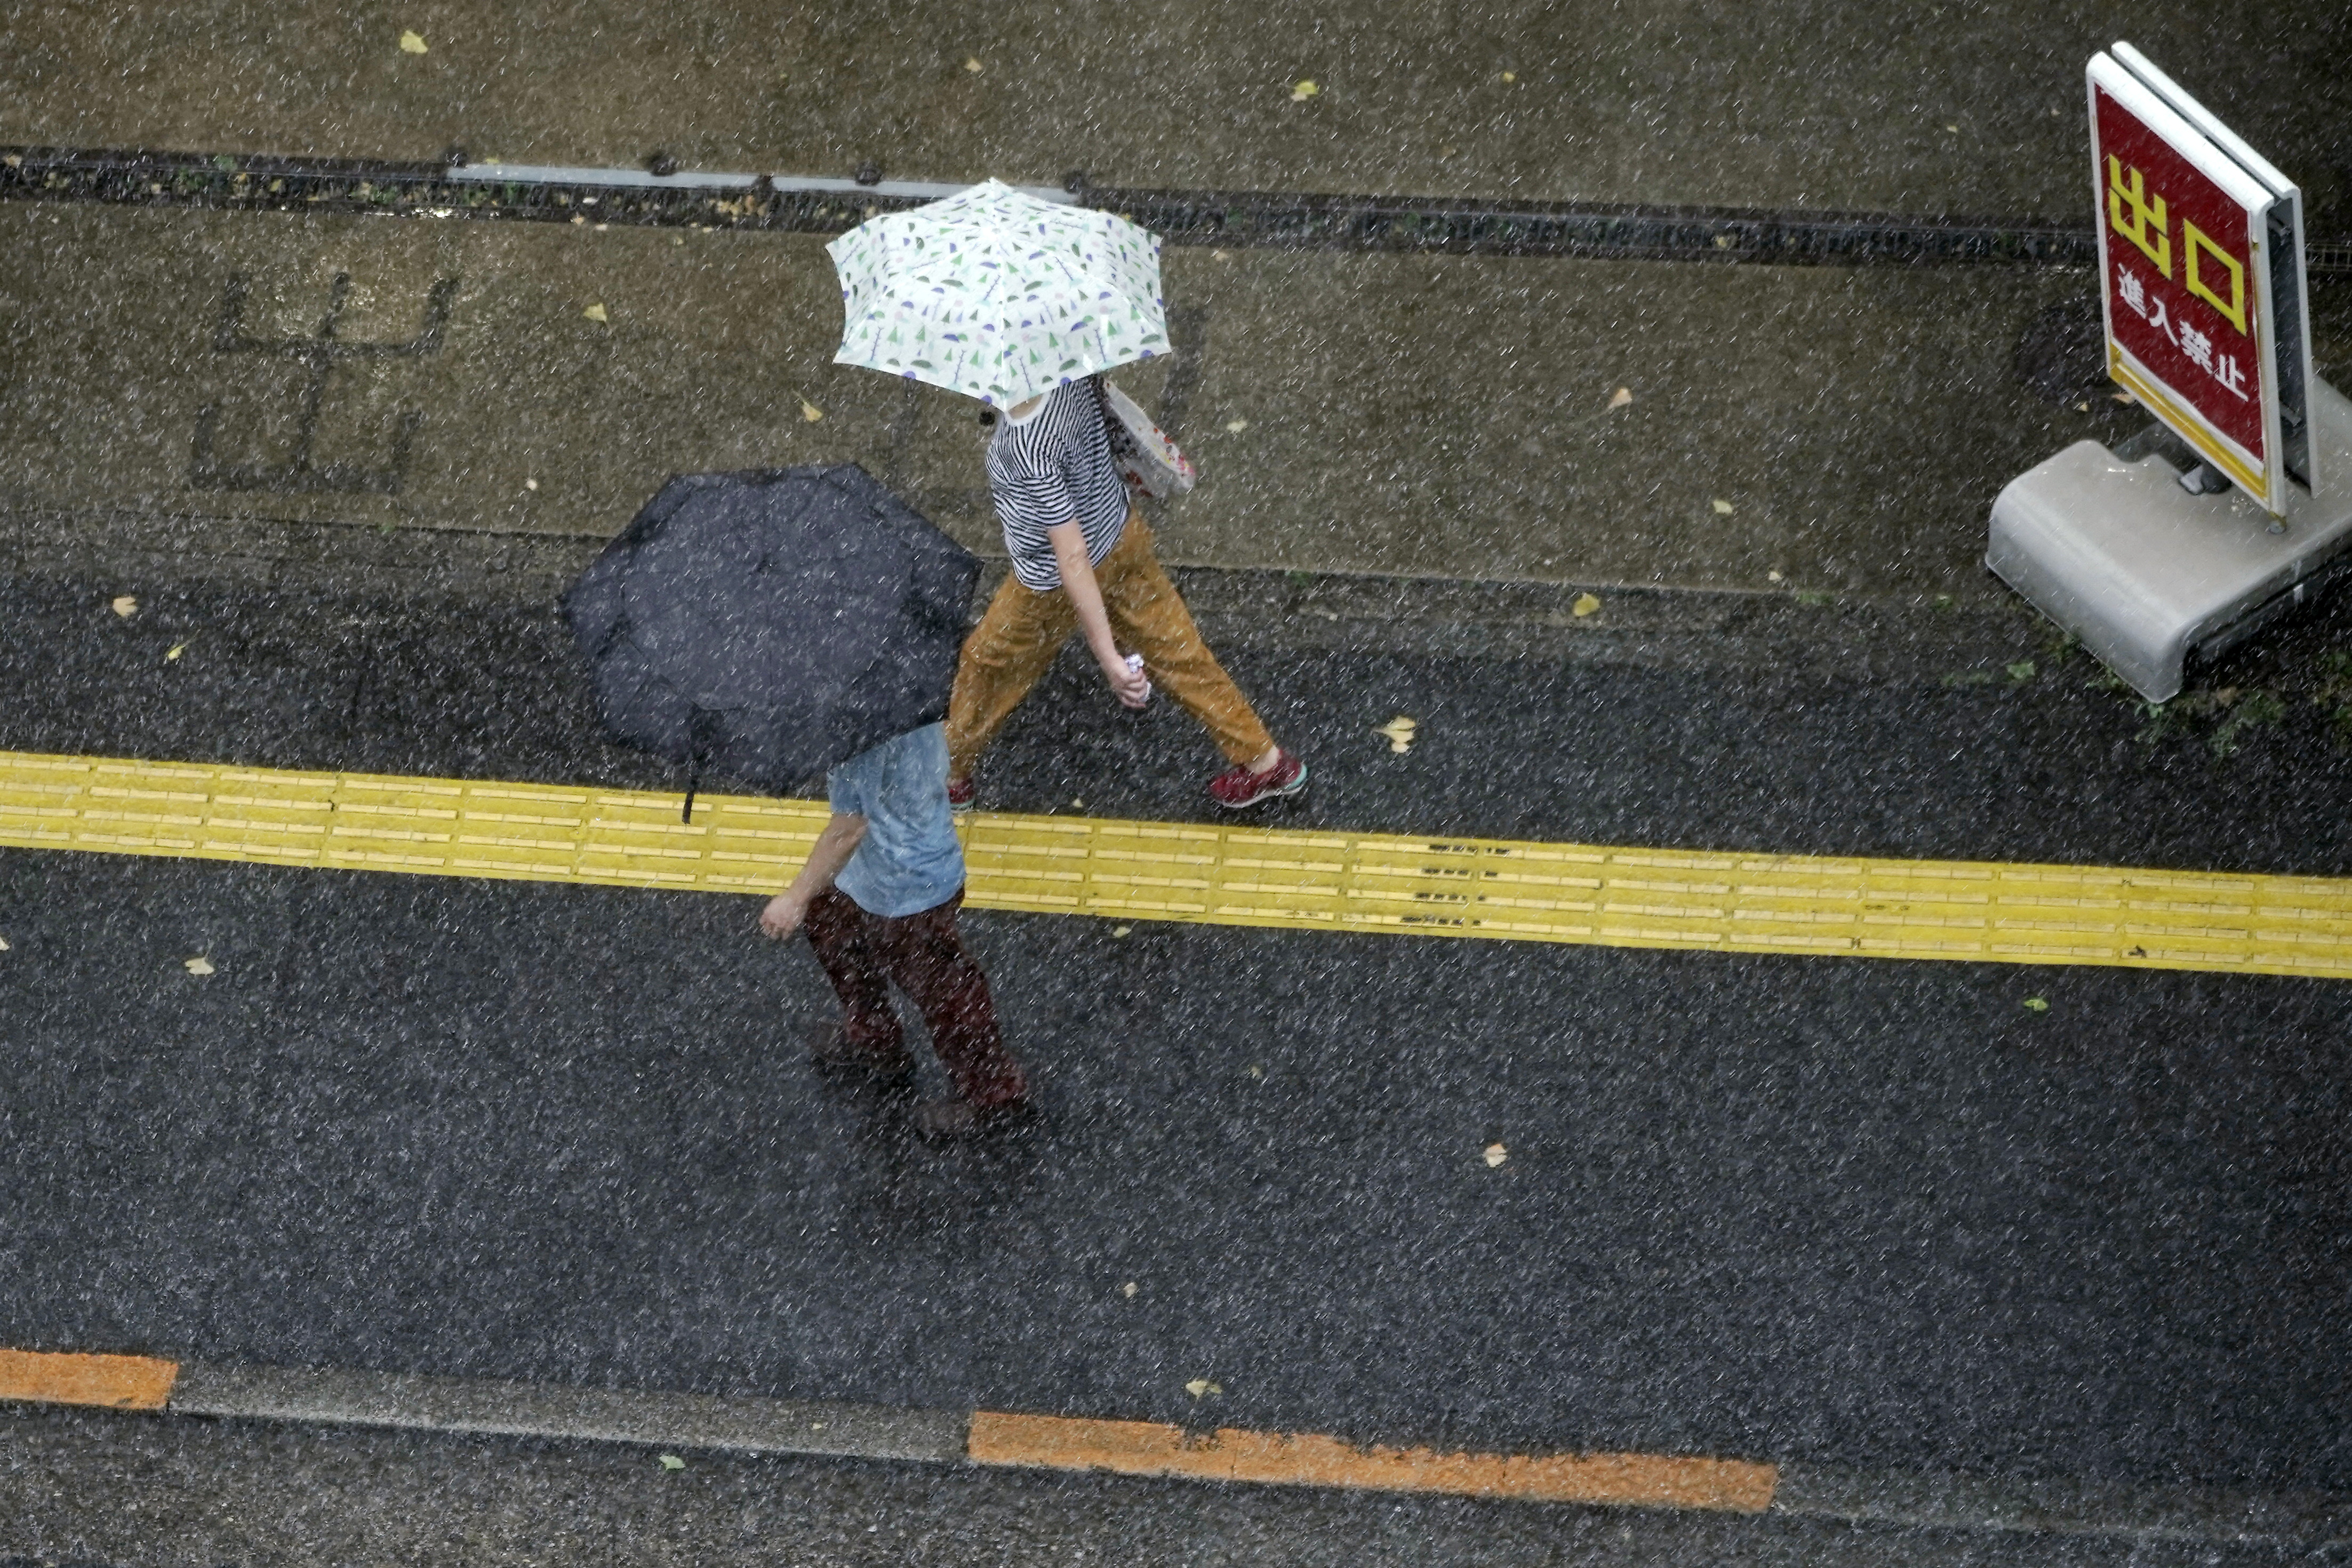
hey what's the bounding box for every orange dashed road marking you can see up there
[0,1348,178,1410]
[966,1411,1778,1512]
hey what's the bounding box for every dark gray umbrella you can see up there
[563,465,980,819]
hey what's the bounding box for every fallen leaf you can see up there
[0,935,10,950]
[1122,1282,1138,1298]
[2112,390,2138,406]
[1376,715,1417,753]
[658,1454,685,1470]
[2023,997,2049,1012]
[1711,499,1734,515]
[1943,123,1960,132]
[1223,418,1248,433]
[1211,249,1232,262]
[2006,659,2036,682]
[583,302,609,322]
[1607,386,1633,408]
[1185,1379,1223,1397]
[1766,570,1785,583]
[964,56,983,72]
[1713,233,1735,249]
[1071,797,1085,808]
[2074,401,2089,412]
[1484,1142,1508,1167]
[1501,71,1517,83]
[184,956,214,975]
[166,644,185,661]
[525,478,539,491]
[1571,592,1601,618]
[800,398,825,422]
[399,30,428,54]
[3,155,20,169]
[1111,925,1132,938]
[1290,79,1319,101]
[111,595,138,618]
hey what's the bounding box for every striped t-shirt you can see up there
[986,381,1131,591]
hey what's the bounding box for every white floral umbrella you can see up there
[826,180,1171,408]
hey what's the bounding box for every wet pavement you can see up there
[0,571,2347,1508]
[6,1,2351,225]
[7,8,2352,1563]
[1,201,2215,604]
[7,1403,2304,1568]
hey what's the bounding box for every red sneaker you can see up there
[1208,749,1307,810]
[947,774,976,813]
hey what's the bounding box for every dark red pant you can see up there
[803,886,1027,1108]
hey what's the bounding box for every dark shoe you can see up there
[914,1095,1037,1141]
[1207,748,1307,810]
[806,1020,916,1091]
[947,774,977,813]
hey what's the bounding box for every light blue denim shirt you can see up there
[826,723,966,917]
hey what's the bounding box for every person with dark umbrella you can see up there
[756,722,1031,1138]
[564,463,1033,1139]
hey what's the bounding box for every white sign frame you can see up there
[2089,45,2316,514]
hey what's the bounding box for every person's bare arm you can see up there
[759,812,867,938]
[1049,521,1148,708]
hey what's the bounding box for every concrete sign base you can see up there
[1987,377,2352,701]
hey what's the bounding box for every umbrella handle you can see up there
[683,706,721,823]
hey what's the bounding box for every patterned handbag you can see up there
[1091,375,1196,497]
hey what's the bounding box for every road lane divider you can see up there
[0,1348,178,1409]
[0,1349,1764,1514]
[7,1351,2332,1545]
[965,1410,1775,1510]
[4,749,2351,978]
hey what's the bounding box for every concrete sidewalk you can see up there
[2,200,2182,605]
[5,1,2348,225]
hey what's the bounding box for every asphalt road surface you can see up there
[5,1403,2296,1568]
[1,571,2345,1510]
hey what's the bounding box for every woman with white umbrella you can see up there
[828,181,1307,811]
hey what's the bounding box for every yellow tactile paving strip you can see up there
[966,1411,1777,1511]
[4,749,2352,979]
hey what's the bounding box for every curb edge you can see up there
[6,1351,2348,1550]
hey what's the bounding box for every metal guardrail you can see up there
[3,143,2346,272]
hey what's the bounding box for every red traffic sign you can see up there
[2089,45,2315,513]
